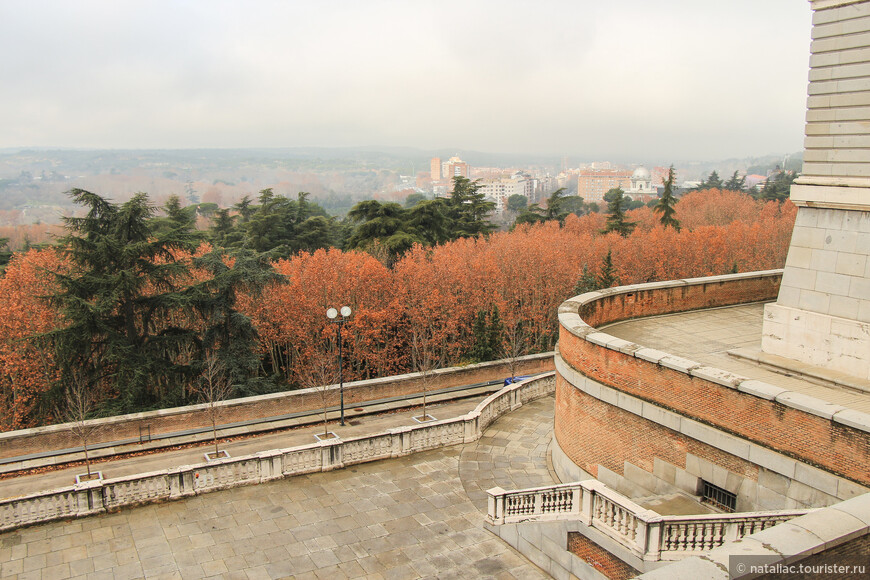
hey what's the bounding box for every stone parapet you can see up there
[638,492,870,579]
[0,353,554,465]
[486,479,810,565]
[555,357,866,509]
[556,271,870,494]
[0,373,555,533]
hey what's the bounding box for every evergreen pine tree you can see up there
[573,264,599,295]
[188,247,282,396]
[209,208,237,247]
[653,166,680,231]
[703,170,723,190]
[48,189,200,412]
[468,310,490,362]
[151,195,203,241]
[449,176,496,237]
[487,305,504,359]
[601,188,636,237]
[724,170,746,192]
[597,250,619,289]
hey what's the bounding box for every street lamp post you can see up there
[326,306,352,426]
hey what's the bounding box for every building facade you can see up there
[577,169,632,204]
[477,174,533,212]
[625,166,656,199]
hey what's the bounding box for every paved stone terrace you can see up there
[0,397,556,580]
[602,302,870,414]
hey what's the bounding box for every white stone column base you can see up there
[762,303,870,380]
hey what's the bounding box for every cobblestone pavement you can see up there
[0,396,556,580]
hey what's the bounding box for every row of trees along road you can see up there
[0,176,797,430]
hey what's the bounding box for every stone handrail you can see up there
[0,372,555,532]
[486,480,811,562]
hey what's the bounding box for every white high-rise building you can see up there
[477,174,533,212]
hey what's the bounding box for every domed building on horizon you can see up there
[625,165,656,199]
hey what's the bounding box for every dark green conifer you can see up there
[597,250,619,289]
[601,188,636,237]
[654,166,681,231]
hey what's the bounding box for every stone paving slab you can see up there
[0,397,557,579]
[603,303,870,414]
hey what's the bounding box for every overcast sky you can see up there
[0,1,811,162]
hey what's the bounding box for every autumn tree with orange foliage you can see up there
[0,187,797,430]
[0,249,68,429]
[247,248,402,387]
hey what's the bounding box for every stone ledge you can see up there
[556,352,867,502]
[737,380,787,401]
[774,391,847,420]
[729,346,870,394]
[557,271,870,436]
[833,407,870,430]
[637,491,870,579]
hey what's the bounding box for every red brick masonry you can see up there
[567,532,639,580]
[556,272,870,486]
[555,374,760,482]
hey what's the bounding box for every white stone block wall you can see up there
[803,1,870,185]
[763,0,870,376]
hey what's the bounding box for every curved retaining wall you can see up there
[0,373,555,532]
[555,271,870,511]
[0,353,554,465]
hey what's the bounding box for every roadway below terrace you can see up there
[0,396,558,579]
[0,392,493,501]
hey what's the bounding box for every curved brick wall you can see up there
[554,374,759,482]
[555,271,870,494]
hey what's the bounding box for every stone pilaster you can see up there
[762,0,870,379]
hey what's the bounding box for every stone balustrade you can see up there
[0,373,555,532]
[486,480,811,562]
[0,353,555,467]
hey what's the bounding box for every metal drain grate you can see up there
[701,480,737,512]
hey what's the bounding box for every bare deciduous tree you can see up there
[300,347,339,438]
[195,356,235,459]
[410,325,443,422]
[58,376,101,480]
[502,319,528,382]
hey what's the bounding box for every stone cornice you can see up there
[812,0,868,11]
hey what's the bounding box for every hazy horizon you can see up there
[1,1,810,161]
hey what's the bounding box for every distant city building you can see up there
[534,175,558,203]
[443,156,469,181]
[477,174,533,212]
[625,166,656,200]
[430,157,442,181]
[577,169,632,204]
[745,174,767,191]
[430,156,470,195]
